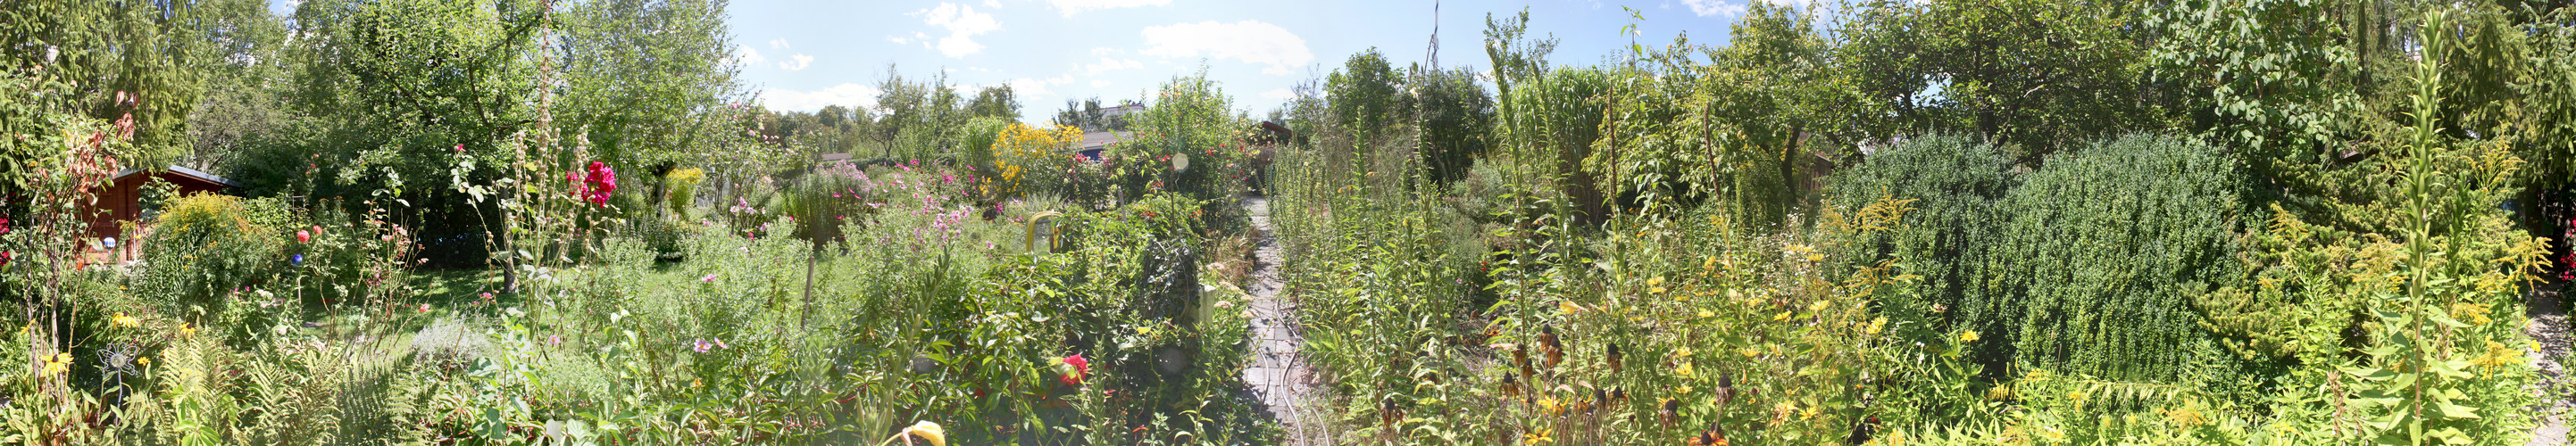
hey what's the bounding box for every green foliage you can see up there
[559,0,743,176]
[141,194,291,311]
[1842,0,2169,161]
[1413,68,1494,186]
[1324,49,1408,143]
[965,84,1022,121]
[1827,135,2018,359]
[1497,68,1614,223]
[956,116,1010,187]
[1992,134,2252,383]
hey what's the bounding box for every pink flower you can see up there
[454,144,465,153]
[418,303,430,312]
[296,230,311,244]
[1061,354,1090,385]
[701,274,718,283]
[692,339,713,353]
[580,161,619,206]
[713,338,729,350]
[546,335,563,345]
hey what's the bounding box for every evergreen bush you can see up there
[1990,134,2252,383]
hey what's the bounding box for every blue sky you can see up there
[727,0,1796,122]
[277,0,1790,123]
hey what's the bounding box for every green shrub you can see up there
[1833,134,2252,385]
[664,167,704,216]
[1827,135,2019,364]
[141,194,291,312]
[1989,134,2251,383]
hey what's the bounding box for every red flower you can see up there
[296,230,311,244]
[1061,354,1090,385]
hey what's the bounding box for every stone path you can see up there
[1240,196,1324,444]
[2531,284,2570,446]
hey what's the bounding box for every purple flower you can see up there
[291,254,304,266]
[692,339,713,353]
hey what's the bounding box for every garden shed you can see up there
[83,166,241,260]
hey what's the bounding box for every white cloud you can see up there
[917,3,1001,58]
[769,38,791,50]
[1139,21,1313,76]
[727,45,765,67]
[1091,79,1112,87]
[1084,57,1144,75]
[1048,0,1170,16]
[1680,0,1748,16]
[1258,88,1296,100]
[779,54,813,70]
[888,36,910,45]
[1091,47,1118,56]
[982,0,1002,7]
[763,83,883,112]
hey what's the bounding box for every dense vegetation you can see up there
[0,0,2570,445]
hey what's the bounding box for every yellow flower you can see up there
[43,352,72,376]
[904,421,946,446]
[1957,331,1980,343]
[1558,301,1584,314]
[1739,349,1760,359]
[113,312,140,327]
[1646,277,1665,287]
[1696,310,1714,318]
[179,323,196,337]
[1523,426,1555,444]
[1650,286,1667,294]
[2069,391,2088,403]
[1537,398,1563,417]
[1675,361,1694,376]
[136,356,150,367]
[1865,317,1888,335]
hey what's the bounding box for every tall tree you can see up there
[965,84,1021,121]
[1325,49,1409,142]
[559,0,745,180]
[1841,0,2168,163]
